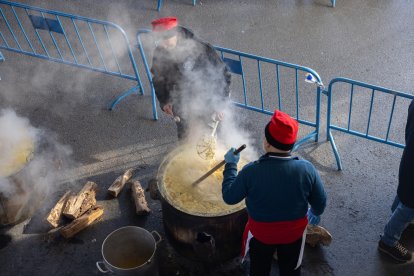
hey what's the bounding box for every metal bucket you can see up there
[96,226,162,276]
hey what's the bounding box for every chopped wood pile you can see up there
[45,168,151,238]
[63,181,98,220]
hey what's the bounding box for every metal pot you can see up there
[156,145,247,264]
[96,226,162,276]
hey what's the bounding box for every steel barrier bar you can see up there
[157,0,196,12]
[276,65,281,110]
[0,7,19,49]
[56,15,77,63]
[0,49,3,80]
[72,19,91,66]
[257,60,264,110]
[295,69,299,120]
[104,25,121,74]
[11,6,32,51]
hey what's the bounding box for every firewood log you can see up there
[46,190,71,228]
[130,180,150,215]
[62,181,98,219]
[107,169,134,197]
[60,205,104,238]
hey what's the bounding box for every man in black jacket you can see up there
[378,99,414,263]
[150,17,231,140]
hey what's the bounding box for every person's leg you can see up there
[249,238,276,276]
[382,201,414,246]
[379,201,414,262]
[277,237,304,276]
[391,196,414,227]
[391,195,400,213]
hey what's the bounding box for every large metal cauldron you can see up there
[156,145,247,264]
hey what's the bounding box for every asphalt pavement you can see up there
[0,0,413,275]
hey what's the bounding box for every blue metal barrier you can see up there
[0,1,146,113]
[157,0,196,12]
[156,0,334,11]
[136,29,325,151]
[326,77,414,170]
[215,46,324,150]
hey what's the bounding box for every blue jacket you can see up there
[222,152,327,222]
[398,99,414,209]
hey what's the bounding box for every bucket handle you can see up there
[96,261,110,273]
[151,230,162,245]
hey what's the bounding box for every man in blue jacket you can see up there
[378,99,414,263]
[221,110,327,276]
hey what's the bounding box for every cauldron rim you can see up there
[156,145,246,218]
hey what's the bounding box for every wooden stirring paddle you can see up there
[192,144,246,186]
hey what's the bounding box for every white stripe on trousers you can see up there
[295,227,307,269]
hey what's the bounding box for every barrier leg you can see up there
[315,87,322,142]
[292,131,318,152]
[109,68,144,111]
[192,0,196,6]
[157,0,162,11]
[327,131,342,170]
[0,51,4,80]
[331,0,336,7]
[109,85,140,111]
[150,87,159,120]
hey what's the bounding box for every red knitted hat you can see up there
[265,110,298,151]
[151,17,178,32]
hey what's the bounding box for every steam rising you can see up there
[152,29,259,161]
[0,4,137,116]
[0,108,75,224]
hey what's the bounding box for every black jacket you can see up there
[398,99,414,208]
[150,26,231,119]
